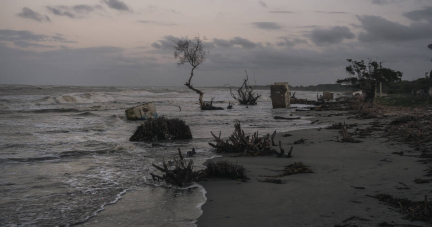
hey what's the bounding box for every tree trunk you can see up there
[364,83,376,103]
[185,67,205,107]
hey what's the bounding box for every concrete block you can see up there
[322,92,334,100]
[270,83,290,108]
[125,102,158,120]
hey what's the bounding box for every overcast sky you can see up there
[0,0,431,86]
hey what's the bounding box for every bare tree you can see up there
[173,36,223,110]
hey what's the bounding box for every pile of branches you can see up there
[151,149,205,186]
[263,162,313,177]
[205,160,248,181]
[372,194,432,223]
[230,71,261,105]
[130,116,193,141]
[383,114,432,145]
[208,123,279,156]
[150,149,249,186]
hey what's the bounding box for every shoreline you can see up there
[197,110,431,226]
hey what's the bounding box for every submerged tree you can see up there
[337,59,402,103]
[230,70,261,105]
[173,36,223,110]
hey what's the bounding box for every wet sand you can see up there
[197,111,431,227]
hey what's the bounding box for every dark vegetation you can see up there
[337,59,403,103]
[208,123,282,156]
[130,117,192,141]
[150,149,248,186]
[376,94,432,107]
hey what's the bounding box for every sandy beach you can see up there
[197,111,431,227]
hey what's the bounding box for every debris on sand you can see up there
[383,114,432,145]
[371,194,432,224]
[256,178,282,184]
[294,138,307,144]
[262,162,313,178]
[327,122,358,130]
[205,160,249,181]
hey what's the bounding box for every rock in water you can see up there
[129,117,192,141]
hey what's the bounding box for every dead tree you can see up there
[173,36,223,110]
[151,148,206,187]
[230,70,261,105]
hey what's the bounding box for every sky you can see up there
[0,0,431,86]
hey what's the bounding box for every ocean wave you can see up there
[36,92,115,105]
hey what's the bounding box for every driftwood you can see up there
[256,178,282,184]
[294,138,307,144]
[130,117,192,141]
[151,149,249,186]
[230,70,261,105]
[274,141,293,158]
[262,162,313,177]
[209,123,278,156]
[338,125,361,143]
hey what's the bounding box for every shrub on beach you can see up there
[130,116,192,141]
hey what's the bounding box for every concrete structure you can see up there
[322,92,334,100]
[270,82,290,108]
[125,102,158,120]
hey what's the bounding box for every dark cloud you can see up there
[47,5,103,18]
[0,30,76,49]
[0,45,173,86]
[230,37,258,49]
[152,36,260,50]
[17,7,51,22]
[404,6,432,23]
[212,37,259,49]
[1,34,430,86]
[357,15,432,42]
[269,11,295,14]
[103,0,130,11]
[13,41,55,48]
[309,26,355,45]
[251,22,282,30]
[213,38,233,48]
[276,37,308,47]
[151,35,178,50]
[258,1,267,7]
[313,11,349,14]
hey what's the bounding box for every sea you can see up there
[0,85,327,226]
